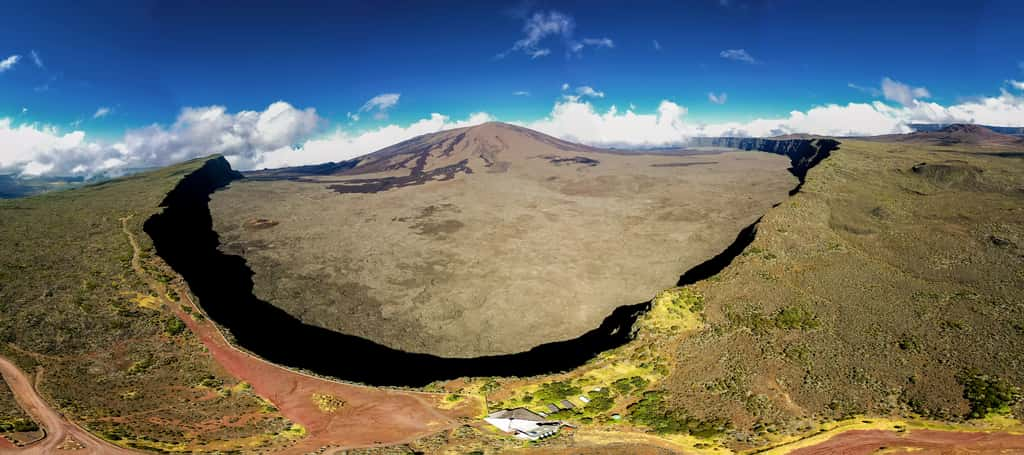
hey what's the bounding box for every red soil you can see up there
[168,291,481,453]
[790,429,1024,455]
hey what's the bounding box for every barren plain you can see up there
[209,122,798,357]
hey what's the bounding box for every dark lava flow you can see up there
[145,139,839,387]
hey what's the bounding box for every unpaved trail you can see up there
[120,215,482,453]
[0,356,138,455]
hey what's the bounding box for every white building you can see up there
[484,408,562,440]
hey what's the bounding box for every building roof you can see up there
[487,407,546,422]
[559,399,575,409]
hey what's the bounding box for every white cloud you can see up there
[0,54,21,72]
[4,83,1024,178]
[357,93,400,120]
[513,91,530,96]
[256,112,494,169]
[575,86,604,98]
[848,82,882,97]
[561,83,570,91]
[30,50,43,68]
[522,86,1024,146]
[881,77,930,107]
[1,101,320,177]
[581,38,614,48]
[652,40,661,51]
[720,49,756,64]
[708,92,728,105]
[497,11,612,59]
[1008,80,1024,91]
[93,107,112,119]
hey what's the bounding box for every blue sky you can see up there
[2,0,1023,176]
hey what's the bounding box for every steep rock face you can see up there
[690,137,841,180]
[155,156,243,206]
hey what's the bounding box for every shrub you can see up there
[959,371,1022,419]
[627,391,727,437]
[163,317,186,336]
[612,376,649,395]
[774,306,819,330]
[534,381,581,404]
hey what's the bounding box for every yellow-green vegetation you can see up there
[479,287,710,434]
[0,156,291,450]
[312,392,346,413]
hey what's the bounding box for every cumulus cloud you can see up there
[496,11,612,59]
[30,50,43,68]
[513,91,530,96]
[1008,80,1024,91]
[93,107,112,119]
[357,93,400,120]
[4,83,1024,178]
[561,83,570,91]
[720,49,756,64]
[881,77,930,107]
[256,112,495,169]
[575,86,605,98]
[708,92,728,104]
[1,101,320,177]
[522,86,1024,146]
[0,54,21,72]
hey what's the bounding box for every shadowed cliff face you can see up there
[144,156,649,386]
[143,134,840,386]
[690,138,840,182]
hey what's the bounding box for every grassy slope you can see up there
[663,139,1024,448]
[0,157,290,452]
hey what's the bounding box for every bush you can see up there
[959,371,1022,419]
[163,317,186,336]
[585,389,615,413]
[534,381,581,404]
[628,391,726,437]
[774,306,819,330]
[612,376,649,395]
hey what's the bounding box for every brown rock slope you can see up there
[211,122,799,357]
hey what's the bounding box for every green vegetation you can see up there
[627,391,726,437]
[533,381,581,404]
[583,388,614,413]
[0,418,40,433]
[959,371,1022,419]
[773,306,819,330]
[163,317,186,336]
[611,376,649,395]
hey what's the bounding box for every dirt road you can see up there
[120,215,482,453]
[0,356,138,455]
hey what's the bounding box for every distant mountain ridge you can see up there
[910,123,1024,136]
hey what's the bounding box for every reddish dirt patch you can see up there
[790,429,1024,455]
[0,437,15,449]
[168,290,481,453]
